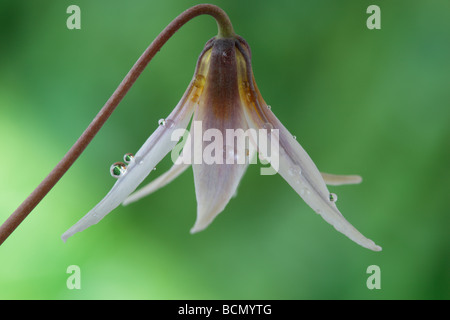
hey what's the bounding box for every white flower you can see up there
[62,34,381,252]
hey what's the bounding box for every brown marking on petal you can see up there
[200,38,243,122]
[191,38,251,166]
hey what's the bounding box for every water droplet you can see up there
[153,167,157,171]
[133,155,146,165]
[288,165,301,177]
[292,135,297,140]
[224,145,237,164]
[267,105,271,110]
[110,162,127,178]
[159,118,175,128]
[123,153,134,164]
[299,188,310,196]
[164,119,175,129]
[329,193,338,202]
[193,74,206,88]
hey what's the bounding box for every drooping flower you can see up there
[62,33,381,251]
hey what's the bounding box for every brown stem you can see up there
[0,4,234,246]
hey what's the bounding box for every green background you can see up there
[0,0,448,299]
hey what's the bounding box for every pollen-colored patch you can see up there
[193,74,206,88]
[235,45,268,125]
[189,50,211,103]
[191,75,205,102]
[236,57,253,108]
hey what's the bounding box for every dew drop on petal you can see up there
[288,165,302,177]
[123,153,134,164]
[224,145,237,164]
[164,119,175,129]
[158,118,175,128]
[299,188,310,197]
[193,74,206,88]
[110,162,127,178]
[329,193,338,203]
[267,105,271,110]
[292,135,297,140]
[134,155,144,165]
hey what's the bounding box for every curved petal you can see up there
[123,126,193,205]
[236,43,381,251]
[275,123,380,251]
[62,46,214,242]
[190,38,251,233]
[62,100,195,242]
[248,110,380,250]
[191,161,249,233]
[123,161,190,205]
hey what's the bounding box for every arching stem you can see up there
[0,4,235,246]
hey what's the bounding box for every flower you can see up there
[62,34,381,251]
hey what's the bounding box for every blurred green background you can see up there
[0,0,449,299]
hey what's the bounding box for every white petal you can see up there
[191,162,249,233]
[123,161,190,205]
[189,39,254,233]
[189,117,252,233]
[190,138,256,233]
[236,41,380,251]
[321,173,363,186]
[242,102,381,251]
[61,90,196,242]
